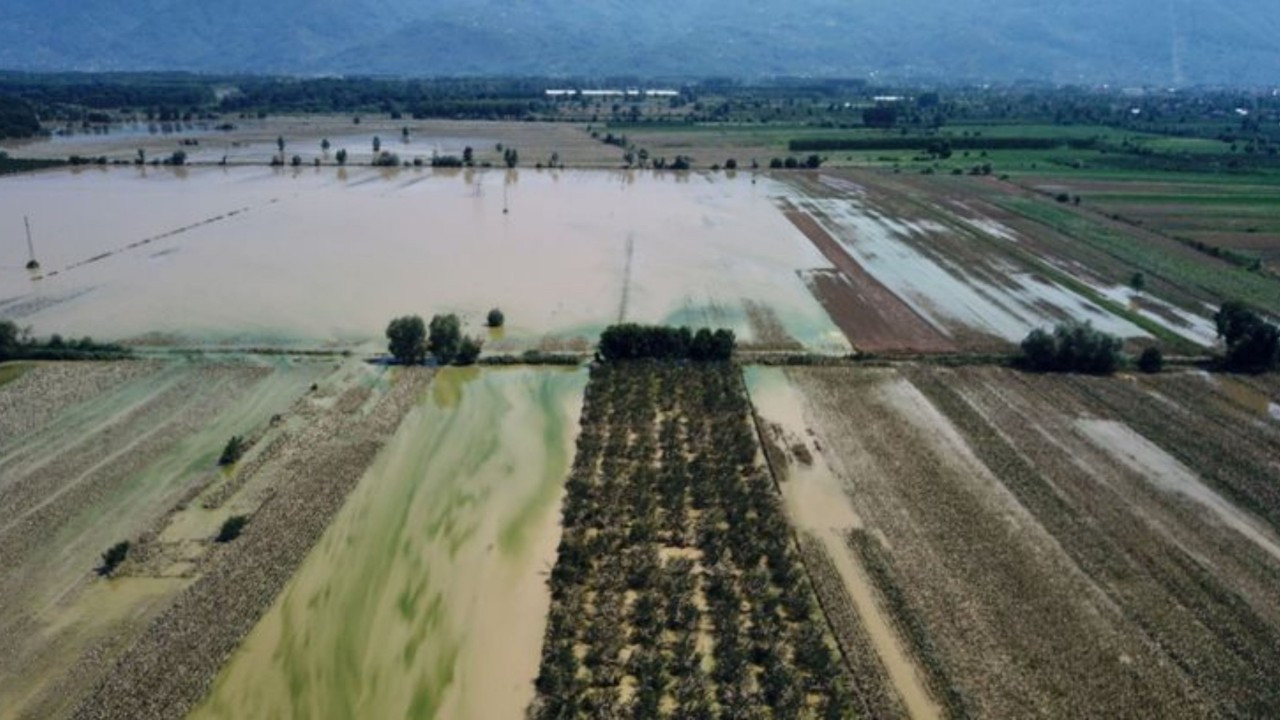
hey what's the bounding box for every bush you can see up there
[1214,300,1279,372]
[218,435,245,466]
[1137,346,1164,373]
[429,313,462,364]
[487,308,505,328]
[1017,321,1123,375]
[386,314,427,364]
[216,515,249,543]
[100,541,130,576]
[372,151,400,167]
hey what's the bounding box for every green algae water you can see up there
[189,367,586,720]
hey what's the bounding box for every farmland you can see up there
[749,365,1280,719]
[0,356,433,719]
[530,363,856,719]
[190,368,586,720]
[3,81,1280,720]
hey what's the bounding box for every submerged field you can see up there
[749,365,1280,718]
[0,167,846,352]
[190,368,586,720]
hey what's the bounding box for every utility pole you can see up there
[24,216,40,271]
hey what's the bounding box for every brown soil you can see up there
[781,202,955,353]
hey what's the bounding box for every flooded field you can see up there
[0,357,326,719]
[778,173,1157,351]
[190,368,586,720]
[0,167,845,352]
[751,364,1280,718]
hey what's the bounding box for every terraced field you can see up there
[749,365,1280,719]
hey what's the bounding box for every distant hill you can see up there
[1,0,1277,85]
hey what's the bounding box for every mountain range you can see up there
[2,0,1277,85]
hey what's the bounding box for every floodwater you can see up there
[746,367,943,720]
[787,192,1150,343]
[0,167,847,352]
[1078,418,1280,563]
[189,367,587,720]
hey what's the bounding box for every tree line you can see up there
[0,321,129,361]
[385,313,486,366]
[598,324,735,362]
[1016,301,1279,376]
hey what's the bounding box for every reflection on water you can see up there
[0,167,847,352]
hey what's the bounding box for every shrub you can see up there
[100,541,130,576]
[429,313,462,364]
[218,436,245,466]
[487,308,505,328]
[216,515,249,543]
[1017,321,1123,375]
[1137,346,1164,373]
[372,151,400,167]
[386,314,427,364]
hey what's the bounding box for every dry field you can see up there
[0,358,430,720]
[749,365,1280,719]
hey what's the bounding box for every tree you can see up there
[1214,301,1279,372]
[504,147,519,168]
[218,436,246,466]
[429,313,462,364]
[321,138,330,153]
[863,105,899,128]
[216,515,249,543]
[1130,272,1146,292]
[724,158,738,170]
[276,135,285,154]
[487,308,505,328]
[402,126,410,140]
[290,155,301,167]
[373,136,381,153]
[336,148,348,165]
[1137,346,1164,373]
[100,541,130,576]
[463,146,474,165]
[0,319,18,357]
[386,315,427,365]
[456,336,483,366]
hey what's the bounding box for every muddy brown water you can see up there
[0,167,847,352]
